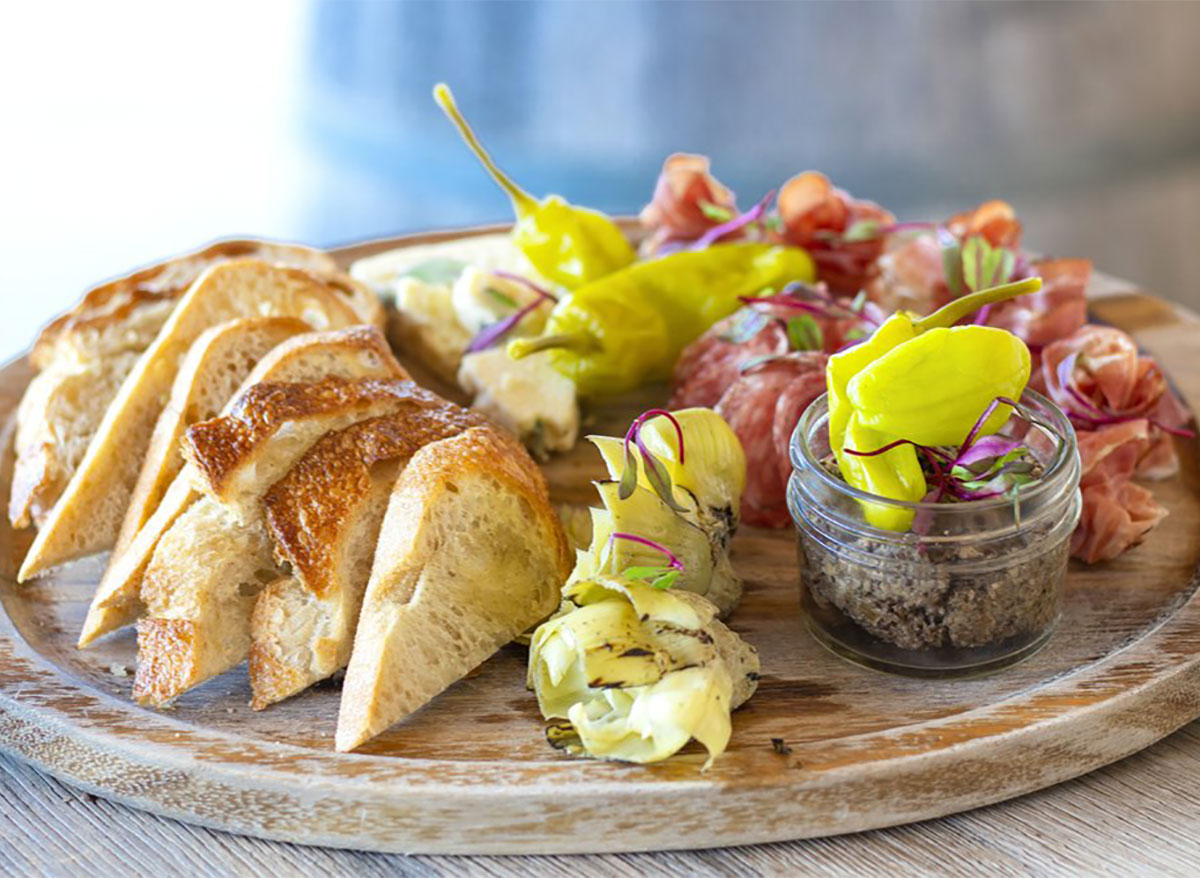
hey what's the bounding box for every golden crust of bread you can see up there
[11,243,346,532]
[181,378,447,502]
[132,618,199,706]
[18,260,376,580]
[248,403,488,710]
[263,407,486,599]
[32,240,338,368]
[79,327,406,648]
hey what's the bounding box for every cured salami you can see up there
[702,353,828,528]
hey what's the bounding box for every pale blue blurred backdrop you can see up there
[3,0,1200,354]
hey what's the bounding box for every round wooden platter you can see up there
[1,230,1199,856]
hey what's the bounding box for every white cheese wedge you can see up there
[458,347,579,457]
[390,276,471,377]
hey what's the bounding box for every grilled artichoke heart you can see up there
[592,407,745,543]
[570,480,741,615]
[585,407,746,614]
[528,575,759,765]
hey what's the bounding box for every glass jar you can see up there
[788,390,1082,677]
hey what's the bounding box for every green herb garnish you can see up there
[398,258,469,285]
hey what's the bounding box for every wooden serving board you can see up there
[0,230,1198,856]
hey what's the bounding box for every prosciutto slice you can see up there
[776,172,894,296]
[1072,479,1167,564]
[867,200,1024,317]
[1071,421,1167,563]
[988,258,1090,348]
[639,153,739,255]
[1042,324,1192,479]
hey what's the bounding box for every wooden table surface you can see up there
[3,721,1199,876]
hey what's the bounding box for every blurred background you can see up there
[2,0,1199,355]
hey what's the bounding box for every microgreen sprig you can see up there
[465,272,558,354]
[607,532,684,590]
[691,190,776,250]
[727,282,884,354]
[618,409,687,513]
[844,396,1060,527]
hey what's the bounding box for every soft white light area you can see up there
[0,1,313,357]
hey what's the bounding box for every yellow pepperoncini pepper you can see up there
[827,277,1042,531]
[434,84,636,289]
[509,242,816,396]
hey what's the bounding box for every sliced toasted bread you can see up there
[113,316,311,558]
[20,260,373,580]
[80,326,404,647]
[335,425,570,751]
[31,240,338,369]
[11,241,339,530]
[181,377,449,524]
[133,497,279,706]
[131,380,461,706]
[249,404,487,709]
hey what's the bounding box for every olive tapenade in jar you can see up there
[788,390,1081,677]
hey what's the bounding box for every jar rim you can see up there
[790,388,1079,518]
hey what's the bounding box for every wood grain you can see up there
[4,731,1200,876]
[0,228,1197,856]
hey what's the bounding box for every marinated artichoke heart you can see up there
[595,407,746,542]
[528,575,759,766]
[585,408,746,614]
[570,480,741,615]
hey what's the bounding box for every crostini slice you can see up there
[19,259,378,580]
[249,404,487,709]
[112,316,312,559]
[79,326,405,647]
[10,240,336,531]
[132,380,461,706]
[336,424,571,751]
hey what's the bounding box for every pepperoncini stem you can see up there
[509,332,601,359]
[433,83,537,215]
[913,276,1043,333]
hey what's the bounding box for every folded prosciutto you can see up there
[1042,324,1191,480]
[868,200,1024,316]
[1071,421,1168,563]
[776,172,894,296]
[988,258,1090,349]
[639,153,740,254]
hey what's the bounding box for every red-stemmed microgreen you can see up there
[725,282,884,353]
[843,396,1062,530]
[465,272,558,354]
[607,532,684,590]
[691,190,775,250]
[618,409,687,513]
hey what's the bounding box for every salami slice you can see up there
[670,314,788,410]
[715,352,829,528]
